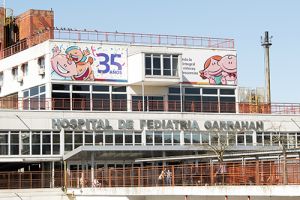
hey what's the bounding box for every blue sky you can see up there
[6,0,300,103]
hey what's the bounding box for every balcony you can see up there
[0,28,235,59]
[0,97,300,115]
[0,159,299,189]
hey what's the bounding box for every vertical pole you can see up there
[142,81,145,112]
[172,165,175,186]
[261,31,272,104]
[255,160,260,185]
[64,160,67,192]
[180,83,183,112]
[91,152,95,187]
[52,161,55,188]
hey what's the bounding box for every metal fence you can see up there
[0,159,300,189]
[1,97,300,114]
[0,28,234,59]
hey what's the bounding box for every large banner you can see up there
[181,50,237,85]
[50,43,128,82]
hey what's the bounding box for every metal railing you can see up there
[0,159,300,189]
[0,27,234,59]
[1,98,300,114]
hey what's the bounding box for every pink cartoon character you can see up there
[65,46,94,81]
[199,55,223,85]
[219,55,237,85]
[51,46,77,78]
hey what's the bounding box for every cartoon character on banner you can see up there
[199,55,223,85]
[51,46,77,80]
[199,55,237,85]
[65,46,94,81]
[219,55,237,85]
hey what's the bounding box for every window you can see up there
[21,132,30,155]
[38,56,45,69]
[23,85,46,110]
[173,131,180,145]
[85,131,93,146]
[0,131,8,155]
[125,131,133,145]
[21,63,28,76]
[64,131,73,151]
[184,132,191,144]
[134,132,142,145]
[32,131,41,155]
[95,131,103,145]
[146,131,153,145]
[237,133,245,145]
[53,131,60,155]
[0,72,3,83]
[104,131,113,145]
[202,132,209,144]
[154,131,162,145]
[12,67,18,79]
[42,132,51,155]
[52,84,70,91]
[10,132,19,155]
[145,54,179,76]
[74,132,83,148]
[164,131,172,145]
[115,131,123,145]
[192,132,201,144]
[132,96,164,111]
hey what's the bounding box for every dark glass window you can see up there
[153,55,161,75]
[203,88,217,95]
[73,85,90,91]
[92,94,110,111]
[23,91,29,98]
[184,132,191,144]
[95,132,103,145]
[115,132,123,145]
[173,131,180,145]
[105,133,113,145]
[169,87,180,94]
[185,88,200,94]
[72,93,90,110]
[146,131,153,145]
[30,86,39,96]
[134,132,142,145]
[192,132,201,144]
[172,55,178,76]
[52,84,70,91]
[40,85,46,93]
[154,131,162,145]
[220,89,235,95]
[163,55,171,76]
[52,93,70,110]
[145,55,152,75]
[112,86,126,92]
[202,96,218,113]
[220,97,236,113]
[92,85,109,92]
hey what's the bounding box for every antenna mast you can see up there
[261,31,272,104]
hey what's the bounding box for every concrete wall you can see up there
[0,40,51,97]
[0,109,299,131]
[70,186,300,199]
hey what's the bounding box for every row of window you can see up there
[0,131,299,156]
[23,85,46,110]
[145,54,179,76]
[0,131,60,155]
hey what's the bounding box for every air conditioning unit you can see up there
[39,68,45,75]
[17,75,23,82]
